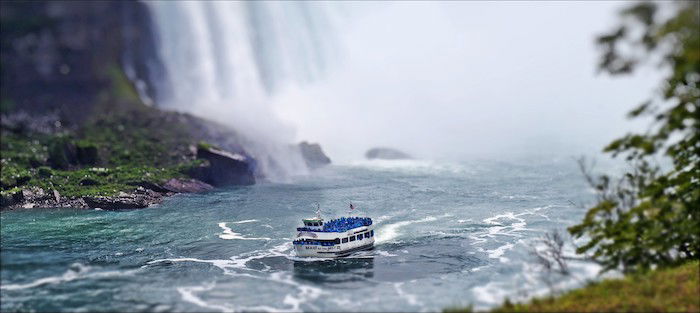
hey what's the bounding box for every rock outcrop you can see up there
[298,141,331,169]
[365,147,412,160]
[162,178,213,193]
[0,1,162,126]
[1,177,215,210]
[188,146,255,186]
[83,188,167,210]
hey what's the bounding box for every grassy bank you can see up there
[1,125,201,200]
[447,261,700,312]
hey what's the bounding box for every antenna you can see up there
[315,203,321,219]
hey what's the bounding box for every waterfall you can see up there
[142,1,339,180]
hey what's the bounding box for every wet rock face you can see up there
[83,188,168,210]
[0,1,162,126]
[365,147,412,160]
[1,178,215,210]
[162,178,213,193]
[1,187,85,210]
[190,146,255,187]
[298,141,331,169]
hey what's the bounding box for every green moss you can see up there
[106,65,140,103]
[0,163,31,188]
[449,261,700,313]
[0,132,49,168]
[1,128,199,199]
[37,166,53,178]
[27,165,187,197]
[47,135,74,169]
[197,141,219,151]
[0,98,15,113]
[0,186,22,197]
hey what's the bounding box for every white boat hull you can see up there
[294,240,374,258]
[294,225,376,258]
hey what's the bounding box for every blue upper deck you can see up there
[297,217,372,232]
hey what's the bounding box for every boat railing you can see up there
[293,239,339,246]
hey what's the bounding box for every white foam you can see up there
[375,250,397,257]
[177,284,233,312]
[487,243,514,263]
[375,216,438,244]
[515,205,553,221]
[393,282,421,306]
[231,219,258,224]
[469,265,490,273]
[150,246,326,312]
[1,263,138,291]
[472,281,511,307]
[218,222,270,240]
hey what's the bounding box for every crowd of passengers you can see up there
[293,230,375,246]
[320,217,373,232]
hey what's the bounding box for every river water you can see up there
[1,158,601,312]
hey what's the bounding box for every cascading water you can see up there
[142,1,339,181]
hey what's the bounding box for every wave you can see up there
[218,222,271,240]
[347,159,474,176]
[1,263,139,291]
[231,219,259,224]
[375,216,438,244]
[148,243,326,312]
[486,243,514,263]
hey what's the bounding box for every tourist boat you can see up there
[293,210,375,258]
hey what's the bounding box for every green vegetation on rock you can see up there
[447,261,699,313]
[0,65,203,204]
[1,127,200,198]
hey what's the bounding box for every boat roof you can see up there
[302,217,323,222]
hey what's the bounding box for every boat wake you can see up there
[147,241,329,312]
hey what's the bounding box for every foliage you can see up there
[197,141,218,151]
[0,131,48,168]
[444,304,473,313]
[28,165,187,197]
[484,260,699,313]
[568,1,700,273]
[78,101,197,168]
[1,120,199,199]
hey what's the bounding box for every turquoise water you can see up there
[1,159,599,312]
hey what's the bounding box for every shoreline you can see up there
[1,177,213,211]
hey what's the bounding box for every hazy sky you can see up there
[271,1,661,163]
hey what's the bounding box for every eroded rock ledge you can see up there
[1,178,214,211]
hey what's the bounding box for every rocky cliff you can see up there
[0,1,331,210]
[0,0,162,126]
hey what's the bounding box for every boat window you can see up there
[349,236,356,242]
[370,230,374,237]
[342,238,348,243]
[364,232,370,239]
[357,234,363,240]
[334,238,340,244]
